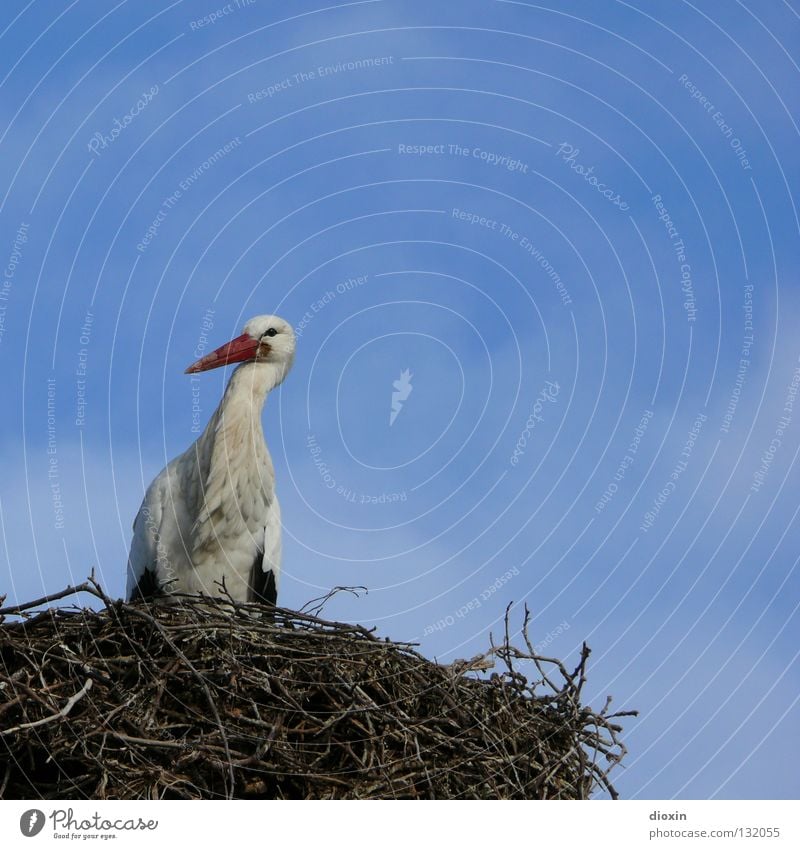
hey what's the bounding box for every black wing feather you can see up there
[250,548,277,606]
[128,567,160,602]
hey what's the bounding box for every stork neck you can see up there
[194,361,287,470]
[209,362,280,444]
[190,363,274,488]
[223,361,280,411]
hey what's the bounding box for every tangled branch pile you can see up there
[0,579,635,799]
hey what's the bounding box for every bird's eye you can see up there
[264,328,278,338]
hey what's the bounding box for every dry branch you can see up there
[0,583,636,799]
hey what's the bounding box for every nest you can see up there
[0,578,636,799]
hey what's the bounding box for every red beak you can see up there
[184,333,262,374]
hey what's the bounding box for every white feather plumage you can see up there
[127,315,295,605]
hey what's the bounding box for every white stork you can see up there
[126,315,295,606]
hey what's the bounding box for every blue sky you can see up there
[1,0,798,800]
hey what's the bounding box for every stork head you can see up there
[184,314,296,382]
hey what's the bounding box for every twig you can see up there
[0,581,101,617]
[0,579,635,800]
[300,586,368,617]
[120,603,237,799]
[0,678,93,736]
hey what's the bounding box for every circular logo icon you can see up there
[19,810,46,837]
